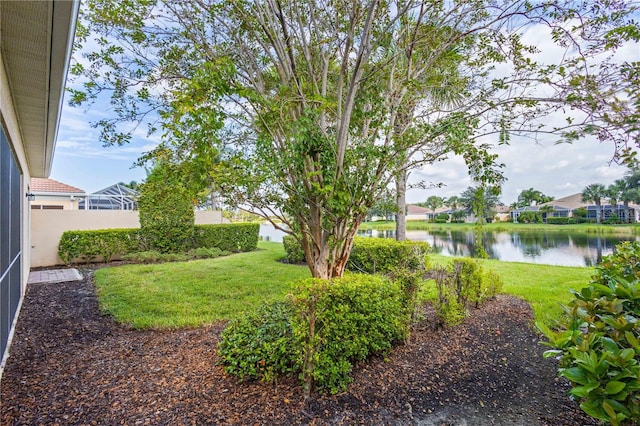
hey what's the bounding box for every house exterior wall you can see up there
[30,195,80,210]
[0,53,32,376]
[30,210,227,267]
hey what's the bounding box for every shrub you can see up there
[193,223,259,252]
[604,214,621,225]
[58,229,141,264]
[517,211,542,223]
[282,235,305,263]
[138,162,195,253]
[59,224,256,265]
[218,300,298,383]
[186,247,229,259]
[346,237,430,274]
[538,241,640,425]
[431,258,504,326]
[547,217,570,225]
[218,274,410,397]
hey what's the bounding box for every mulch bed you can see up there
[1,267,598,425]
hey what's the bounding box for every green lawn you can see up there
[94,241,593,329]
[429,254,593,326]
[93,242,310,328]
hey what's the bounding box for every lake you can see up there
[259,224,637,267]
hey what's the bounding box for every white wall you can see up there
[30,210,227,267]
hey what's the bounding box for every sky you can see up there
[48,13,639,206]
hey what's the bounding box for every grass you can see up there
[360,220,640,235]
[94,241,594,329]
[429,254,593,326]
[93,242,310,329]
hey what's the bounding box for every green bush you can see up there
[58,229,141,264]
[282,235,305,263]
[547,217,570,225]
[122,250,189,264]
[517,211,543,223]
[186,247,229,259]
[218,300,298,383]
[138,163,195,253]
[218,274,410,396]
[432,258,504,326]
[59,224,256,265]
[193,223,259,252]
[347,237,430,274]
[538,241,640,425]
[604,214,621,225]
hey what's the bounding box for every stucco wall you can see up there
[30,210,226,267]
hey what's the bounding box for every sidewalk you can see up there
[27,268,83,285]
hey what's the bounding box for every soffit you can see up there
[0,1,78,177]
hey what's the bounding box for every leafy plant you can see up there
[538,241,640,425]
[193,223,259,252]
[58,229,141,264]
[431,258,503,326]
[282,235,305,264]
[218,300,298,383]
[218,274,410,398]
[138,162,195,253]
[346,237,430,274]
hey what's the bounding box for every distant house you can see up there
[406,204,430,221]
[494,205,512,222]
[511,193,639,223]
[30,178,86,210]
[79,183,138,210]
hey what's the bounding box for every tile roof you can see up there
[30,178,85,194]
[406,204,430,214]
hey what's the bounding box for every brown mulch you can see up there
[0,267,598,425]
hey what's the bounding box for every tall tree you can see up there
[517,188,554,207]
[425,195,444,220]
[582,183,608,224]
[70,0,640,278]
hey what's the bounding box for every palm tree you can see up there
[425,196,444,221]
[582,183,607,223]
[539,205,555,223]
[446,196,460,220]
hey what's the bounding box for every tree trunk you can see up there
[395,169,407,241]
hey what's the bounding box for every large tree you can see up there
[517,188,554,208]
[71,0,639,278]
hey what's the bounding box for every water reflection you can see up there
[260,223,636,266]
[357,228,637,267]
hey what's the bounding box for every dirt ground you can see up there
[0,267,598,425]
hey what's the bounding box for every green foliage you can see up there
[193,223,259,252]
[518,211,543,223]
[292,275,410,395]
[59,224,257,264]
[58,229,141,264]
[282,235,305,264]
[218,300,298,382]
[435,213,450,223]
[218,274,410,396]
[573,207,588,218]
[547,217,570,225]
[346,237,430,274]
[138,162,195,253]
[431,258,504,326]
[538,241,640,425]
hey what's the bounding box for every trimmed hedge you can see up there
[58,223,259,264]
[193,223,260,252]
[58,228,141,264]
[347,237,430,273]
[547,217,570,225]
[282,236,430,273]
